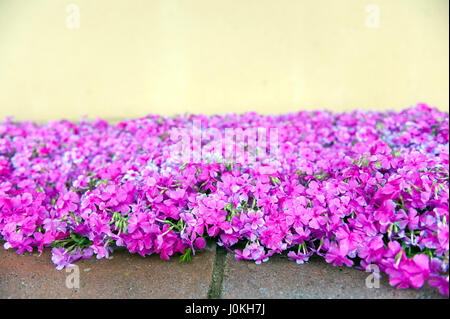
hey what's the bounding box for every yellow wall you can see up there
[0,0,448,122]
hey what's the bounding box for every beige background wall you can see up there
[0,0,448,122]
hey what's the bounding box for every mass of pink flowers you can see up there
[0,103,448,295]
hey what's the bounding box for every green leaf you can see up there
[179,248,192,263]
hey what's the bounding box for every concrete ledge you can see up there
[222,254,445,299]
[0,246,446,299]
[0,245,216,299]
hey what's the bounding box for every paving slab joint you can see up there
[207,245,227,299]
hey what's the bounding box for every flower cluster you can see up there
[0,103,448,295]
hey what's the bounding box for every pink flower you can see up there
[325,243,354,267]
[56,191,79,215]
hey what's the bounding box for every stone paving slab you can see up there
[222,254,446,299]
[2,244,447,299]
[0,244,216,299]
